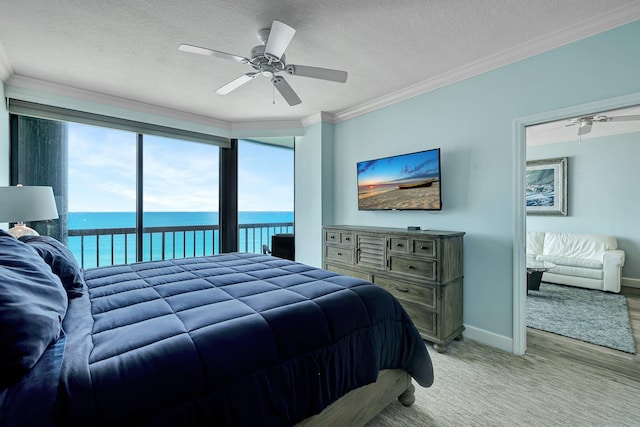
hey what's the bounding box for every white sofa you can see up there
[526,232,625,293]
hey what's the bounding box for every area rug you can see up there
[527,283,636,354]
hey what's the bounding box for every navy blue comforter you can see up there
[55,253,433,426]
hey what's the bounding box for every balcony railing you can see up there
[68,222,294,269]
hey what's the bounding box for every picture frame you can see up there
[526,157,568,216]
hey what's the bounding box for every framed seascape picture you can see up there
[526,157,568,216]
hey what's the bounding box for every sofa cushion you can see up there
[542,232,617,261]
[537,254,603,269]
[547,264,603,280]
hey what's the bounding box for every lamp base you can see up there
[7,223,40,238]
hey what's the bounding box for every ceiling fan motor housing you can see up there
[250,45,286,74]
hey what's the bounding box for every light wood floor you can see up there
[369,299,640,426]
[366,287,640,426]
[526,285,640,381]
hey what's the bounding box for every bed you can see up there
[0,231,433,426]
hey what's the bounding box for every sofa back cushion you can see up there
[526,232,546,256]
[542,232,617,260]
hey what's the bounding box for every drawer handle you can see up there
[420,245,428,250]
[395,243,403,247]
[345,237,350,241]
[330,235,335,239]
[394,285,410,293]
[337,252,342,256]
[407,265,415,269]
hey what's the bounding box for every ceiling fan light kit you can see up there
[179,20,348,106]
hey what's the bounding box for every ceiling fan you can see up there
[179,20,348,106]
[566,113,640,135]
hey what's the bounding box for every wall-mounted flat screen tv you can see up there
[357,148,442,210]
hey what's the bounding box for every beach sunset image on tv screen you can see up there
[357,148,441,210]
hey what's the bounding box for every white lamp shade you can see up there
[0,186,59,223]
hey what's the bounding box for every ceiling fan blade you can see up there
[577,121,592,136]
[285,64,348,83]
[607,115,640,122]
[264,20,295,59]
[215,73,258,95]
[179,44,249,64]
[272,76,301,106]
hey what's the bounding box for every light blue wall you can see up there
[328,21,640,342]
[295,121,337,267]
[295,122,324,266]
[321,121,334,229]
[0,81,8,186]
[528,132,640,280]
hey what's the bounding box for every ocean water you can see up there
[68,211,294,268]
[68,211,294,229]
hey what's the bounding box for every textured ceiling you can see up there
[1,0,639,125]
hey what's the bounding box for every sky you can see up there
[68,123,294,212]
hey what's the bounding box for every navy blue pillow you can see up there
[19,235,85,299]
[0,230,68,387]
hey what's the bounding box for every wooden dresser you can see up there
[322,225,464,352]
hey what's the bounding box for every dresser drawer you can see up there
[388,237,409,253]
[412,239,436,257]
[373,275,436,309]
[398,299,437,337]
[325,263,370,281]
[340,232,354,245]
[324,245,353,263]
[325,230,339,243]
[389,256,437,281]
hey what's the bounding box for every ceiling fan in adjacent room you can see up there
[565,113,640,136]
[178,20,348,106]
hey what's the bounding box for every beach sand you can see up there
[358,182,441,210]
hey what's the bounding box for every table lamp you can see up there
[0,185,59,238]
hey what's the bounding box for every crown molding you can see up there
[301,112,322,127]
[301,111,338,127]
[5,74,232,132]
[0,41,14,82]
[333,3,640,123]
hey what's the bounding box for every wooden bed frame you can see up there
[296,369,415,426]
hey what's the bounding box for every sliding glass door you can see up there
[68,123,137,267]
[237,138,294,254]
[142,135,219,261]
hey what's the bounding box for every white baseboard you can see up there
[462,325,513,353]
[622,277,640,289]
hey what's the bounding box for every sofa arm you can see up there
[602,249,625,293]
